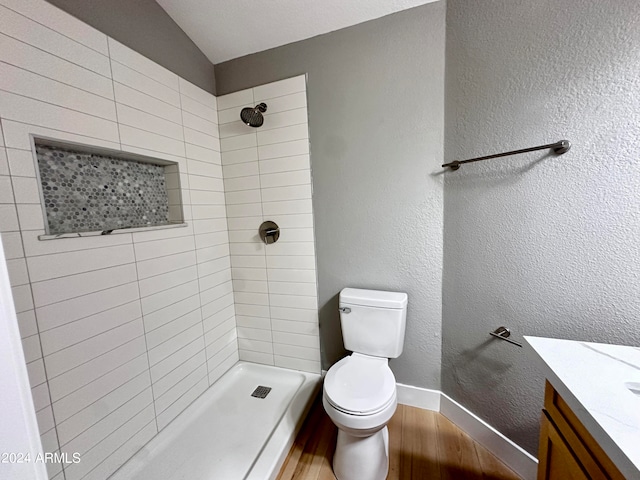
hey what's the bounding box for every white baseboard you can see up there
[396,383,441,411]
[396,384,538,480]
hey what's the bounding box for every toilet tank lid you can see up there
[340,288,407,309]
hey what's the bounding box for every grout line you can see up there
[180,95,217,115]
[117,118,185,143]
[204,328,237,353]
[0,29,112,79]
[130,232,194,245]
[0,59,115,102]
[44,316,140,359]
[129,235,160,434]
[200,295,234,317]
[220,120,307,141]
[153,370,208,418]
[180,103,218,124]
[222,151,309,166]
[261,180,312,188]
[272,346,321,356]
[43,317,142,380]
[0,87,118,123]
[110,58,179,95]
[249,88,276,355]
[2,118,120,149]
[227,211,311,219]
[182,121,219,138]
[34,279,138,319]
[79,416,156,479]
[51,352,147,404]
[168,80,212,393]
[185,142,221,154]
[265,278,317,284]
[153,360,208,408]
[137,264,198,297]
[222,136,309,154]
[195,250,230,264]
[148,324,202,367]
[207,349,238,382]
[146,315,203,354]
[137,258,198,282]
[143,294,201,334]
[53,360,146,407]
[112,80,180,110]
[226,195,310,206]
[64,395,154,459]
[183,123,219,138]
[120,142,186,163]
[150,345,207,387]
[199,284,234,307]
[202,313,235,336]
[57,371,150,447]
[223,182,310,192]
[197,268,232,285]
[150,336,203,375]
[30,257,137,285]
[139,282,198,317]
[115,100,183,127]
[21,235,133,259]
[46,334,144,382]
[0,3,109,58]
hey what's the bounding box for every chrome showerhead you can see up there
[240,103,268,127]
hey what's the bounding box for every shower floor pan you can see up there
[110,362,320,480]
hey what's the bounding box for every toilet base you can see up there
[333,425,389,480]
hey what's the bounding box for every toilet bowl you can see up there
[323,353,397,480]
[323,288,408,480]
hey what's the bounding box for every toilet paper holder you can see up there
[489,326,522,347]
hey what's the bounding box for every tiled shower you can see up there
[218,78,320,373]
[0,1,319,479]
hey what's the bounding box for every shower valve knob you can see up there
[259,221,280,244]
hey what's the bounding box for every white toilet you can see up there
[323,287,408,480]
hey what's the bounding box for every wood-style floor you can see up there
[277,396,523,480]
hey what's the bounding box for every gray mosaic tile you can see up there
[36,144,170,235]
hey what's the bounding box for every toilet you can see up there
[323,288,408,480]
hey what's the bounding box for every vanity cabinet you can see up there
[537,381,625,480]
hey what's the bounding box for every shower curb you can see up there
[396,383,537,480]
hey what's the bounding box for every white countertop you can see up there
[524,336,640,478]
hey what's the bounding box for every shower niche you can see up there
[33,138,186,238]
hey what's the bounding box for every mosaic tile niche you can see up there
[35,144,178,235]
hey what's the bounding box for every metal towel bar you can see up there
[443,140,571,170]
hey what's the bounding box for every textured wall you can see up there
[216,2,445,389]
[45,0,216,94]
[443,0,640,454]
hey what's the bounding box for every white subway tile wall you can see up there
[0,2,318,479]
[218,76,320,374]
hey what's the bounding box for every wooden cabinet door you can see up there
[538,411,589,480]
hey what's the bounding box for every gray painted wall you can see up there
[46,0,216,94]
[443,0,640,454]
[216,2,445,389]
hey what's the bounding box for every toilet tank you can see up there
[339,288,408,358]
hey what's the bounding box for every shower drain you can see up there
[251,386,272,399]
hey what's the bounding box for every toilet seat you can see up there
[324,353,396,416]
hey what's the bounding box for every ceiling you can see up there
[156,0,438,64]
